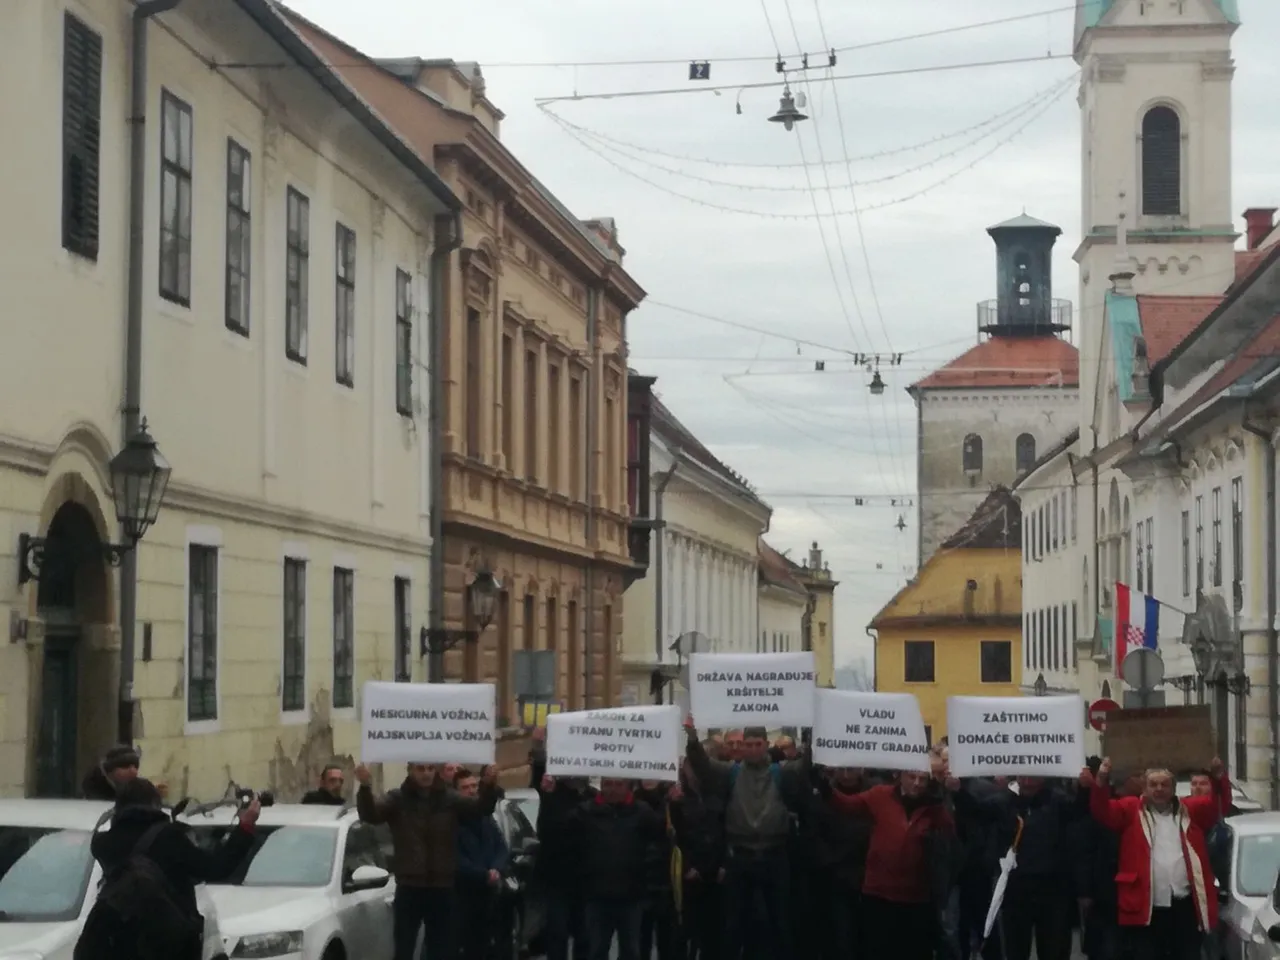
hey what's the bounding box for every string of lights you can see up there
[540,74,1074,178]
[548,82,1072,219]
[533,52,1075,104]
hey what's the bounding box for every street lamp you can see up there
[1190,633,1215,678]
[868,370,886,396]
[768,86,808,132]
[17,420,171,584]
[1033,672,1047,697]
[420,567,501,659]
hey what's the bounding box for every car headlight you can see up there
[230,931,304,958]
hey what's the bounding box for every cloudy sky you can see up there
[290,0,1280,670]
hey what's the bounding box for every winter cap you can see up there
[103,745,141,772]
[743,726,768,740]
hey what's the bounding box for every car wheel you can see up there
[322,942,346,960]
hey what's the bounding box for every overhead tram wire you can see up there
[480,3,1086,69]
[549,78,1073,191]
[548,83,1072,219]
[776,0,908,498]
[534,52,1075,104]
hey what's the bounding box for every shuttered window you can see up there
[1141,106,1181,216]
[62,13,103,260]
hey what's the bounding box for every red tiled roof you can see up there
[1135,296,1222,363]
[1235,249,1267,287]
[910,335,1079,390]
[758,540,808,596]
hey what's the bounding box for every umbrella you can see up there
[983,817,1024,942]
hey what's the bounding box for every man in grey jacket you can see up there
[684,718,808,960]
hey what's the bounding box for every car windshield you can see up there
[0,827,95,922]
[188,825,336,887]
[1236,834,1280,897]
[508,794,540,827]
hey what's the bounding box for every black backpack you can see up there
[75,821,203,960]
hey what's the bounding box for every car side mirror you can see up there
[344,865,391,892]
[1269,924,1280,943]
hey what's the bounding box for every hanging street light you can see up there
[768,85,808,132]
[17,419,171,584]
[420,565,502,676]
[869,370,886,395]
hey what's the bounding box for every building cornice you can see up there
[874,614,1021,630]
[655,440,772,531]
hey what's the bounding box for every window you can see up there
[225,140,251,335]
[1072,602,1078,670]
[522,595,536,651]
[903,641,935,683]
[62,13,103,261]
[569,375,583,500]
[545,597,558,695]
[566,600,580,709]
[1136,521,1145,591]
[335,225,356,386]
[159,90,193,305]
[500,334,514,465]
[1181,510,1191,596]
[465,309,482,456]
[1212,487,1223,587]
[1195,496,1204,591]
[333,568,354,709]
[285,188,310,362]
[282,558,306,712]
[605,396,617,506]
[1144,518,1154,594]
[980,640,1012,683]
[1015,433,1036,475]
[627,411,644,517]
[394,578,411,682]
[187,545,219,722]
[962,434,983,473]
[395,270,413,415]
[1071,486,1078,542]
[1231,477,1243,586]
[524,350,539,482]
[1141,106,1181,216]
[547,363,561,492]
[1052,498,1059,550]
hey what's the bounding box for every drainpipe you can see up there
[1242,417,1278,808]
[427,212,463,683]
[120,0,182,746]
[865,626,878,691]
[583,283,601,706]
[652,462,679,667]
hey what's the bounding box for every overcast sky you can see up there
[290,0,1280,669]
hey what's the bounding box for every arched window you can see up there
[1141,106,1181,216]
[1015,433,1036,475]
[962,434,983,473]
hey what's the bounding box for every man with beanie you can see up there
[684,718,808,960]
[81,745,142,801]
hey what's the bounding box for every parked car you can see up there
[180,802,394,960]
[496,788,544,960]
[1212,811,1280,959]
[0,798,225,960]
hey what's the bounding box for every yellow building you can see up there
[870,488,1022,743]
[789,542,839,687]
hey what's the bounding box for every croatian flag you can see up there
[1115,582,1159,676]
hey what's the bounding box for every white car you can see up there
[179,803,395,960]
[0,798,225,960]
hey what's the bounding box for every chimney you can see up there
[1243,208,1277,251]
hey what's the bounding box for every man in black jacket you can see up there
[81,745,143,801]
[545,776,663,960]
[300,764,346,805]
[635,781,678,960]
[532,733,594,960]
[78,778,259,960]
[811,767,872,960]
[670,761,727,960]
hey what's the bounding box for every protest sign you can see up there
[688,651,817,728]
[812,689,930,771]
[545,705,682,781]
[947,695,1085,778]
[361,681,496,765]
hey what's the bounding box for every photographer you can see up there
[354,761,502,960]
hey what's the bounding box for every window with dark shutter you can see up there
[962,434,983,473]
[1015,433,1036,475]
[1141,106,1181,216]
[62,13,103,260]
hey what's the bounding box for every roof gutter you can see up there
[235,0,460,213]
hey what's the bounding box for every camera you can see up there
[235,786,275,810]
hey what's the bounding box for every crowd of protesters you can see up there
[520,720,1234,960]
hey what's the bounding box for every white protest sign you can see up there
[812,689,930,771]
[361,681,496,765]
[688,652,817,728]
[947,695,1085,778]
[544,705,682,781]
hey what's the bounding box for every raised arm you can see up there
[1185,759,1232,831]
[1088,760,1132,833]
[828,782,879,818]
[353,765,397,825]
[685,722,732,797]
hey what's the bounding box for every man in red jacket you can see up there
[1087,756,1230,960]
[827,768,955,960]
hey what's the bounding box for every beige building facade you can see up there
[0,1,457,798]
[290,21,648,768]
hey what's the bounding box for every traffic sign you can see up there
[1088,698,1121,732]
